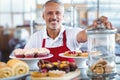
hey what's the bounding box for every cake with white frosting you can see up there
[37,48,50,57]
[13,48,24,58]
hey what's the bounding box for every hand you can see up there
[93,16,113,29]
[87,16,113,30]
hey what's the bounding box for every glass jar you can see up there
[86,24,117,77]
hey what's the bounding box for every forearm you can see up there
[77,30,87,43]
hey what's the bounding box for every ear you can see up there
[42,13,45,20]
[62,15,64,19]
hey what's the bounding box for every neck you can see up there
[47,28,60,39]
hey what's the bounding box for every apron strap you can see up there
[63,31,67,45]
[42,39,46,48]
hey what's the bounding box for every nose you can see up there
[51,13,57,19]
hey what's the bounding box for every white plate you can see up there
[1,73,30,80]
[9,53,53,60]
[59,53,87,59]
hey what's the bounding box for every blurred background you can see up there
[0,0,120,62]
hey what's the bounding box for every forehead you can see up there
[44,2,64,13]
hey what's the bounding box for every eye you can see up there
[47,12,53,15]
[56,11,61,15]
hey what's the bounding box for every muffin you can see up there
[30,48,39,58]
[13,49,24,58]
[37,48,50,57]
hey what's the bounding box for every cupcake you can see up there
[13,49,24,58]
[24,49,35,58]
[37,48,50,57]
[30,48,39,58]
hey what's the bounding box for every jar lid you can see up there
[86,28,117,34]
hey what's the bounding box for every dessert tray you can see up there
[9,53,53,60]
[0,73,30,80]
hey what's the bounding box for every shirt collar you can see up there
[43,26,65,39]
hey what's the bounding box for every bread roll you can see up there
[7,59,29,76]
[0,62,14,78]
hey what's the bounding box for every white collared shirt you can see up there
[25,26,83,51]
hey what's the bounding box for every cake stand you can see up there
[9,53,53,71]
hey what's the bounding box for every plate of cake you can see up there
[59,50,101,59]
[59,50,101,68]
[59,50,88,59]
[9,48,53,60]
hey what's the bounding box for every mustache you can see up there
[49,19,57,22]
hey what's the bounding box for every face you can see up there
[42,2,64,30]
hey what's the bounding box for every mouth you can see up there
[50,20,58,25]
[51,22,57,26]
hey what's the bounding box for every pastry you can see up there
[38,60,78,73]
[58,63,70,73]
[48,70,66,77]
[0,62,14,78]
[42,63,53,71]
[31,71,48,77]
[69,62,77,71]
[24,49,35,58]
[52,62,60,70]
[64,50,88,57]
[7,59,29,76]
[0,62,6,67]
[90,58,113,74]
[37,48,50,57]
[13,48,24,58]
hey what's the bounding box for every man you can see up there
[25,0,112,62]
